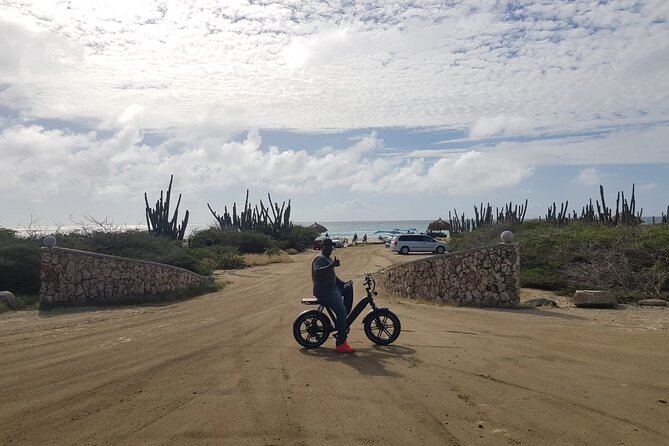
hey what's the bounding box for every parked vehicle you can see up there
[384,236,393,248]
[390,234,448,255]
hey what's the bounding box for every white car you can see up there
[390,234,448,255]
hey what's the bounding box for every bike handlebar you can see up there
[363,272,375,293]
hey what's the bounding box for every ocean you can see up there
[11,220,434,239]
[10,217,664,239]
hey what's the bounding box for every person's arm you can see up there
[312,256,340,277]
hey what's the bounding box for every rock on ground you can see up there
[574,290,617,308]
[637,298,668,307]
[0,291,16,306]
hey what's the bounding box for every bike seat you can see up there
[301,297,321,305]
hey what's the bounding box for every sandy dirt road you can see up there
[1,244,668,445]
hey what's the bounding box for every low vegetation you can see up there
[0,229,42,295]
[243,252,294,267]
[449,220,669,301]
[0,294,40,313]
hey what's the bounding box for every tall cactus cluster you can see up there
[543,185,643,226]
[207,190,292,235]
[448,200,528,235]
[546,201,570,225]
[444,182,666,234]
[144,175,189,240]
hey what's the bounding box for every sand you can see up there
[0,244,667,445]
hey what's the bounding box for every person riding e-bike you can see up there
[311,238,355,353]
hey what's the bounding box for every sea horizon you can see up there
[7,216,664,239]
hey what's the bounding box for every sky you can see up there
[1,0,668,230]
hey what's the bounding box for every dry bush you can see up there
[564,245,634,290]
[243,253,294,267]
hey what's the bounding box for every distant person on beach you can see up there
[363,234,367,243]
[352,233,358,245]
[311,238,355,353]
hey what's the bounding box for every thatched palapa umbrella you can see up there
[309,222,328,233]
[428,217,451,232]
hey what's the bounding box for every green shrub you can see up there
[197,246,246,270]
[0,294,41,313]
[199,258,218,274]
[189,225,317,253]
[520,267,567,291]
[0,235,41,294]
[274,225,319,251]
[447,222,514,251]
[188,228,279,254]
[236,232,277,253]
[56,230,211,276]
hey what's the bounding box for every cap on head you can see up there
[322,238,334,247]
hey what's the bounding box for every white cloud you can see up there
[324,199,371,213]
[0,125,384,200]
[409,124,669,169]
[117,104,144,126]
[575,167,604,186]
[0,1,666,134]
[2,121,667,217]
[283,28,351,68]
[470,116,532,138]
[0,17,78,83]
[639,182,658,190]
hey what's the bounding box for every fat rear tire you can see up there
[293,311,330,348]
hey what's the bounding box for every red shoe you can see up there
[335,341,356,353]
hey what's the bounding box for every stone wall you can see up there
[40,247,213,305]
[376,243,520,307]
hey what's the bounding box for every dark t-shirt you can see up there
[311,254,337,297]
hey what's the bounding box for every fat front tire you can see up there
[436,246,445,254]
[293,311,331,348]
[364,309,401,345]
[400,246,410,255]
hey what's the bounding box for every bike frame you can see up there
[318,281,378,329]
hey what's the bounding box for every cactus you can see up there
[546,201,569,226]
[208,190,293,235]
[593,184,642,226]
[144,175,189,240]
[580,199,596,222]
[448,199,528,235]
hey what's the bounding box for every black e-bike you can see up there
[292,272,401,348]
